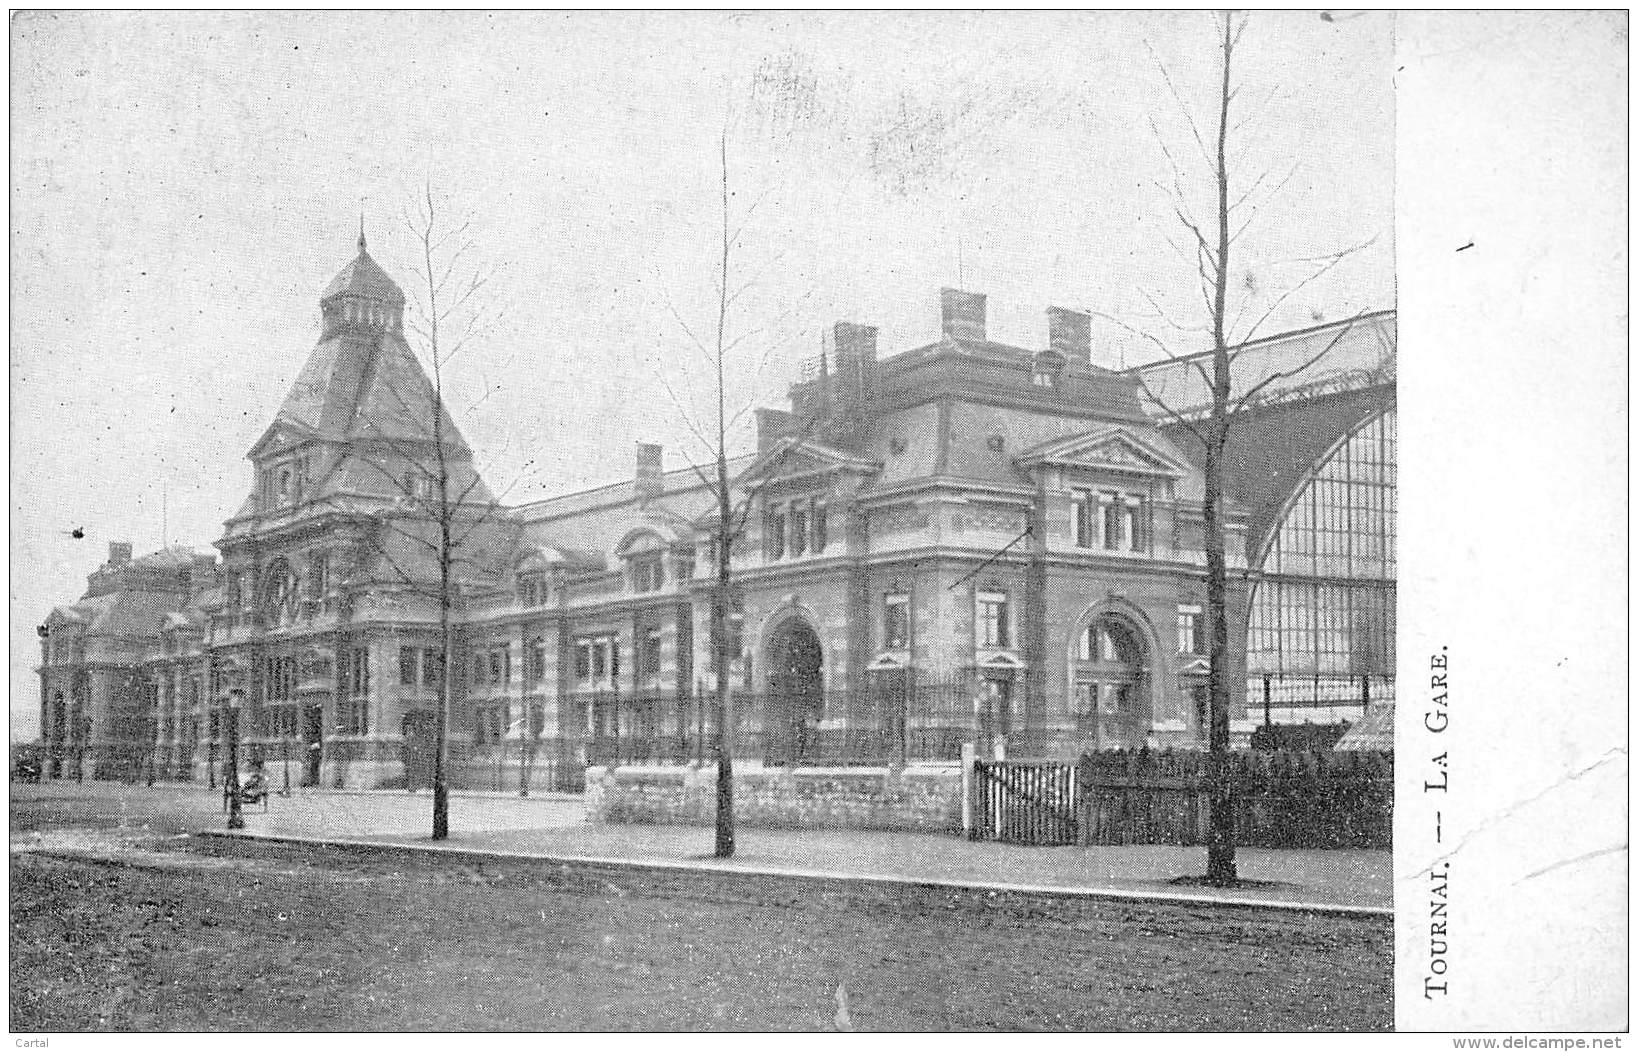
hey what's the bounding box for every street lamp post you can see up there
[225,689,244,831]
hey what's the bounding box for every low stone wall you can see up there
[587,763,964,834]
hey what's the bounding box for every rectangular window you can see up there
[790,506,809,556]
[525,636,546,687]
[310,553,328,597]
[978,591,1010,649]
[1177,605,1203,655]
[813,502,827,553]
[489,649,504,685]
[1101,492,1121,549]
[350,646,369,696]
[640,627,663,684]
[883,593,909,650]
[517,575,547,607]
[424,648,443,687]
[579,635,622,684]
[1122,497,1141,551]
[400,646,419,687]
[767,509,786,560]
[631,554,664,593]
[1072,491,1093,547]
[673,547,695,582]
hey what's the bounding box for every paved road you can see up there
[10,786,1391,1032]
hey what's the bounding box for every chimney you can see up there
[830,321,879,418]
[941,288,987,343]
[1047,306,1091,361]
[634,442,664,502]
[108,541,132,567]
[756,408,795,453]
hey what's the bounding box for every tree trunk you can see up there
[1204,13,1239,887]
[713,450,735,858]
[711,127,736,860]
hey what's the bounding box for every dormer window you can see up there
[406,470,433,500]
[1032,350,1066,391]
[517,573,548,607]
[631,553,664,593]
[619,533,667,593]
[672,546,696,583]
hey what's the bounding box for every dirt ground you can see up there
[10,828,1391,1032]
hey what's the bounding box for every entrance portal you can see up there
[764,619,824,765]
[1073,615,1147,749]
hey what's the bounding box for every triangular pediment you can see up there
[734,436,881,488]
[1017,425,1190,478]
[248,422,316,462]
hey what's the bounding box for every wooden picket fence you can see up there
[972,760,1079,845]
[970,748,1393,849]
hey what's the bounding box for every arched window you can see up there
[259,559,301,627]
[621,532,667,593]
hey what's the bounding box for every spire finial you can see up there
[358,215,367,255]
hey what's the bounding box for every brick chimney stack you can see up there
[941,289,987,343]
[830,321,879,420]
[634,442,664,502]
[108,541,132,567]
[1047,306,1092,361]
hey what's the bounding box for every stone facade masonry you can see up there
[586,763,963,834]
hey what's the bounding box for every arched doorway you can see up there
[1072,614,1148,749]
[764,619,824,765]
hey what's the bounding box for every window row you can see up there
[764,498,829,561]
[400,646,447,688]
[1069,490,1151,553]
[471,701,547,745]
[261,655,297,704]
[884,591,1201,657]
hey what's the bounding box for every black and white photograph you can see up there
[6,9,1625,1037]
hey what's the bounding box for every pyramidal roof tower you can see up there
[239,228,494,511]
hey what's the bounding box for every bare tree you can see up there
[344,185,516,841]
[652,107,825,858]
[1107,12,1377,886]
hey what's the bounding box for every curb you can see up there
[193,828,1393,920]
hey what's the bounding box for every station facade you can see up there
[36,239,1396,789]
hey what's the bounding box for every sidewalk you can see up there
[224,787,1390,914]
[13,781,1389,914]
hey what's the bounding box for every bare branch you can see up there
[1143,40,1216,173]
[1229,311,1367,415]
[1228,236,1378,349]
[1128,367,1208,448]
[1090,309,1214,393]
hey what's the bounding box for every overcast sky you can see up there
[9,11,1393,737]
